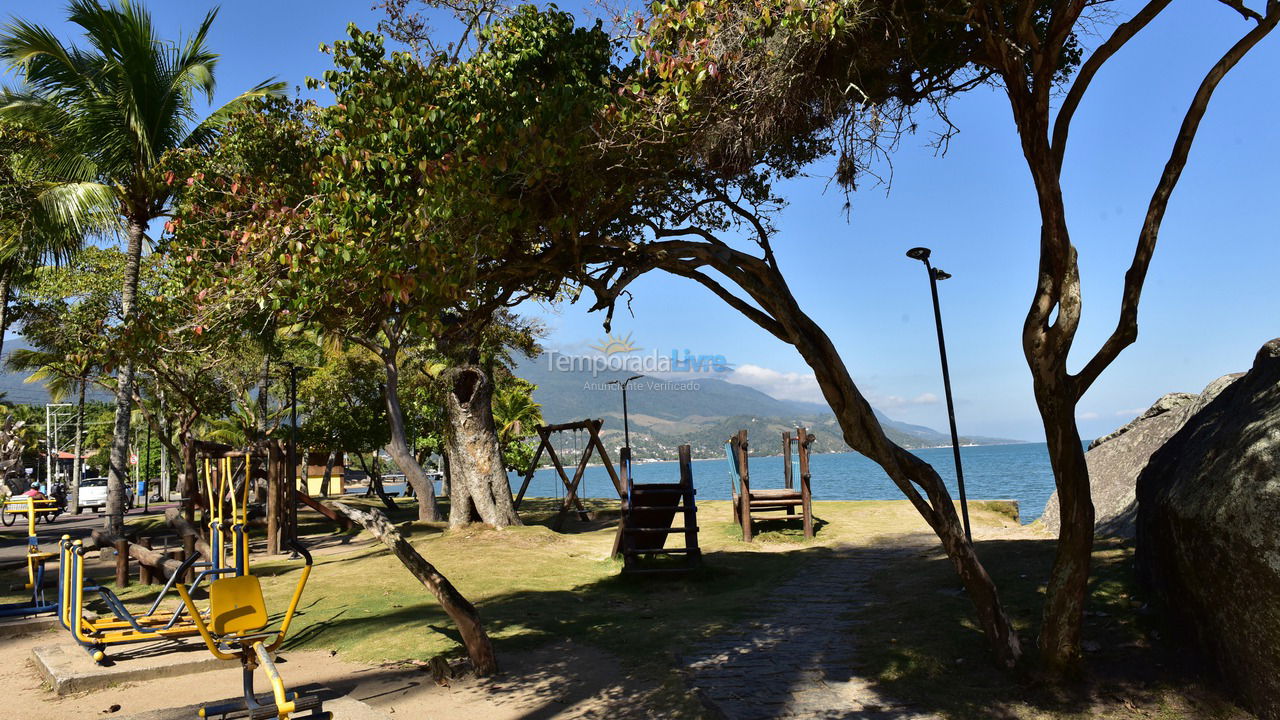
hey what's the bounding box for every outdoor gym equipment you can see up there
[175,538,326,720]
[725,428,815,542]
[59,454,254,663]
[0,495,60,619]
[513,419,624,530]
[614,445,702,575]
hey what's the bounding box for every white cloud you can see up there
[722,366,943,410]
[1078,411,1101,421]
[724,364,826,404]
[1114,408,1146,417]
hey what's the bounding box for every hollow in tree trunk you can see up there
[443,365,521,528]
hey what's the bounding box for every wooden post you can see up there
[138,537,154,584]
[114,538,129,588]
[513,428,550,510]
[678,445,700,562]
[783,431,795,515]
[783,431,793,489]
[798,427,814,539]
[737,429,752,542]
[266,444,281,555]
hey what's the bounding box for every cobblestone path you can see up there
[683,544,941,720]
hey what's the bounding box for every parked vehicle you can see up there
[76,477,134,513]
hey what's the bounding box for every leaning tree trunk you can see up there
[70,379,86,513]
[784,307,1023,670]
[442,365,521,529]
[638,249,1023,670]
[357,452,398,512]
[380,352,440,521]
[319,451,337,497]
[105,217,146,535]
[332,501,498,675]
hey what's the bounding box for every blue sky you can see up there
[3,1,1276,441]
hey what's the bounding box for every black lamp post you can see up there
[608,374,644,505]
[906,246,971,543]
[607,375,644,451]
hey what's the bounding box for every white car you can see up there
[76,477,134,513]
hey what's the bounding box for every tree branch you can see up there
[1051,0,1174,171]
[1073,1,1279,399]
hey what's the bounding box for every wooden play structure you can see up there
[726,428,815,541]
[192,441,347,556]
[613,446,702,575]
[513,419,623,530]
[514,418,701,574]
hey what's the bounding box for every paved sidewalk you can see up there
[683,543,940,720]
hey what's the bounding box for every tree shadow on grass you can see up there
[262,529,1246,720]
[849,537,1246,719]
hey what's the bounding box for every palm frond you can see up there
[182,78,287,151]
[35,181,120,238]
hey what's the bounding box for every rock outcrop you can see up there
[1040,376,1238,537]
[1136,338,1280,719]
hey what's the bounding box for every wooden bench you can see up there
[726,428,814,541]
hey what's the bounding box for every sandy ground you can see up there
[2,629,679,720]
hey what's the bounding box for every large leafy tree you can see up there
[0,0,283,534]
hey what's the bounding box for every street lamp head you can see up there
[906,247,931,262]
[933,269,952,281]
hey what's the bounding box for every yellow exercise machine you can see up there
[175,538,324,720]
[0,495,60,618]
[59,456,254,663]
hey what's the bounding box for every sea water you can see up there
[506,442,1058,524]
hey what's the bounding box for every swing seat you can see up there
[209,575,270,636]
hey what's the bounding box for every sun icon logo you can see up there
[590,332,641,355]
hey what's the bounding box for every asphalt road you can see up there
[0,502,181,567]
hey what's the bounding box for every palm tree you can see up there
[491,383,542,446]
[0,121,98,361]
[0,0,283,533]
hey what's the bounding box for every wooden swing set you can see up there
[513,419,701,574]
[512,419,622,530]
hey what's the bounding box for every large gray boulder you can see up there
[1136,338,1280,719]
[1040,376,1238,537]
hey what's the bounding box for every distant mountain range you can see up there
[0,338,1021,461]
[514,354,1022,461]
